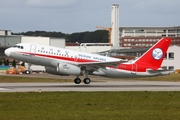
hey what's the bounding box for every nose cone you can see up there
[4,49,11,57]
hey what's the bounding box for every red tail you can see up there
[135,37,172,69]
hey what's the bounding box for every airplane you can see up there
[4,37,172,84]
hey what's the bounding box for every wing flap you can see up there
[75,60,127,67]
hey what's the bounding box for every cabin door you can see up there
[30,44,36,55]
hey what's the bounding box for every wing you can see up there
[74,60,127,71]
[50,59,127,72]
[76,60,127,66]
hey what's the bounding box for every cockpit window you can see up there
[13,45,24,49]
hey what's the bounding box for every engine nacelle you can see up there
[45,66,69,76]
[57,62,81,75]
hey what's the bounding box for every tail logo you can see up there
[152,48,163,60]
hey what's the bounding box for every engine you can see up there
[57,62,81,75]
[45,66,69,76]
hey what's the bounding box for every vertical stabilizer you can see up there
[135,37,172,69]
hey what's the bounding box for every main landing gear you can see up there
[74,77,91,84]
[74,70,91,84]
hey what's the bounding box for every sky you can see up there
[0,0,180,33]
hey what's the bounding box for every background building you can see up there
[120,26,180,48]
[0,30,11,36]
[162,45,179,71]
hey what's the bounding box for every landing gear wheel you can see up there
[25,70,31,74]
[74,78,81,84]
[83,78,91,84]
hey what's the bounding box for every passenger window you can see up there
[21,46,23,49]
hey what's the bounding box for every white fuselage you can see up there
[5,43,169,78]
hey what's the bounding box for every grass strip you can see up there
[0,92,180,120]
[0,75,71,83]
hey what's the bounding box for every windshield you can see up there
[13,45,24,49]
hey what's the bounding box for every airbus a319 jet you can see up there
[4,37,171,84]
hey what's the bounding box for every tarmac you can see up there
[0,81,180,92]
[0,73,180,92]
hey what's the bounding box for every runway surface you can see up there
[1,81,180,92]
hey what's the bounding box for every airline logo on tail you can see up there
[152,48,163,60]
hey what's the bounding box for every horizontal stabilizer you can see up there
[146,68,170,73]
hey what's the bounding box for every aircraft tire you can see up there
[74,78,81,84]
[83,78,91,84]
[25,70,31,74]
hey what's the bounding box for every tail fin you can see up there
[135,37,172,69]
